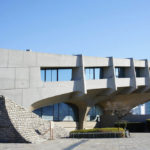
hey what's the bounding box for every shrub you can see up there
[146,119,150,122]
[146,119,150,131]
[70,128,125,138]
[114,122,145,132]
[70,128,125,133]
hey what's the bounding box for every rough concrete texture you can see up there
[0,96,69,143]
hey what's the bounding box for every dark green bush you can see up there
[146,119,150,131]
[146,119,150,122]
[70,132,124,138]
[70,128,125,133]
[70,128,125,138]
[114,122,145,132]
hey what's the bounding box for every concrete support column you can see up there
[104,57,117,95]
[144,59,150,91]
[72,55,87,95]
[128,58,137,92]
[110,57,117,89]
[80,55,87,94]
[78,105,90,129]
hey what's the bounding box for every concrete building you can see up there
[131,101,150,115]
[132,105,142,115]
[131,104,145,115]
[145,101,150,114]
[1,48,150,130]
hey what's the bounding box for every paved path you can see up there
[0,133,150,150]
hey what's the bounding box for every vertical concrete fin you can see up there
[80,55,87,94]
[127,58,137,93]
[74,55,87,95]
[144,59,150,90]
[108,57,117,91]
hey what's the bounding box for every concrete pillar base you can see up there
[78,105,90,129]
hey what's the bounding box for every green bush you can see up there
[70,128,125,138]
[70,128,125,133]
[146,119,150,122]
[114,122,145,132]
[146,119,150,131]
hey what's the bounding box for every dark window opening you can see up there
[135,67,145,77]
[115,67,125,78]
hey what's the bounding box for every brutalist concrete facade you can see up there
[1,48,150,129]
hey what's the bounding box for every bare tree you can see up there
[104,101,130,131]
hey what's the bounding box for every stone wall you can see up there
[0,96,69,143]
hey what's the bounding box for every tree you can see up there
[104,101,130,131]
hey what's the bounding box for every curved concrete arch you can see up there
[100,92,150,113]
[30,92,77,111]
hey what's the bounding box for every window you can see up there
[41,68,72,82]
[46,69,51,82]
[85,67,104,80]
[85,68,90,80]
[41,69,45,82]
[135,67,145,77]
[115,67,125,78]
[58,69,72,81]
[95,68,100,79]
[52,69,57,81]
[33,103,79,121]
[87,105,102,121]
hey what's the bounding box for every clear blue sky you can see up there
[0,0,150,59]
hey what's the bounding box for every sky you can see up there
[0,0,150,59]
